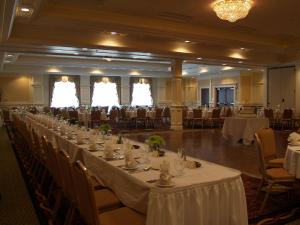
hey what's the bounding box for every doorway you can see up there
[216,87,234,107]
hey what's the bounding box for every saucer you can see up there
[155,181,175,188]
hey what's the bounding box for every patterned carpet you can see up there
[0,127,40,225]
[243,175,300,225]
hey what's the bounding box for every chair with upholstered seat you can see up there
[255,132,296,213]
[72,160,145,225]
[191,108,204,128]
[256,128,285,168]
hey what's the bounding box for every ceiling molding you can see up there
[0,0,18,42]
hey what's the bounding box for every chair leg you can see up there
[256,178,265,199]
[259,181,274,213]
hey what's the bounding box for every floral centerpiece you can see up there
[145,135,165,157]
[99,123,111,135]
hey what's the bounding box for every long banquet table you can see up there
[21,113,248,225]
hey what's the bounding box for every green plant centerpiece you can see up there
[145,135,165,157]
[99,123,111,135]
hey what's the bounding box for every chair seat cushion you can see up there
[267,157,285,167]
[99,207,145,225]
[266,168,295,180]
[94,189,121,211]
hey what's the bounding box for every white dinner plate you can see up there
[155,181,175,188]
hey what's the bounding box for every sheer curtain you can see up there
[49,75,80,107]
[91,81,120,109]
[50,81,79,108]
[131,78,153,106]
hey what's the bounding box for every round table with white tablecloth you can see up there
[284,145,300,179]
[222,117,269,145]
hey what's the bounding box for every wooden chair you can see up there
[192,109,204,128]
[207,108,221,128]
[255,128,285,168]
[151,108,163,128]
[68,110,79,121]
[281,109,293,130]
[162,107,171,124]
[255,131,296,213]
[71,160,145,225]
[135,108,147,128]
[91,110,101,128]
[182,108,190,128]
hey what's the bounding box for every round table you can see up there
[222,117,269,145]
[284,145,300,179]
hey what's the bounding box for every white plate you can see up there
[123,165,138,170]
[155,181,175,188]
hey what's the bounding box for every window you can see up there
[51,81,79,108]
[131,82,153,106]
[91,81,119,109]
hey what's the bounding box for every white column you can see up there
[295,64,300,114]
[31,75,45,105]
[170,59,183,130]
[121,77,130,105]
[80,76,90,105]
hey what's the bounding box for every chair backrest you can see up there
[193,109,202,119]
[155,108,163,119]
[212,108,221,118]
[256,128,277,159]
[71,161,99,225]
[264,108,274,119]
[163,107,170,117]
[137,108,146,118]
[225,108,232,117]
[45,138,62,186]
[69,110,78,120]
[282,109,293,119]
[91,110,100,121]
[182,108,187,119]
[56,150,77,203]
[254,133,268,176]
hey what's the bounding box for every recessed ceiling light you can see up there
[47,68,61,73]
[7,54,13,57]
[222,63,227,66]
[110,32,118,35]
[240,47,245,50]
[73,52,79,55]
[91,69,103,74]
[185,40,191,43]
[104,58,112,62]
[247,69,251,70]
[82,48,88,51]
[238,61,243,64]
[200,68,208,73]
[197,57,202,60]
[222,66,234,71]
[130,71,141,76]
[21,7,30,12]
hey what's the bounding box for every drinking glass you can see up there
[174,157,184,176]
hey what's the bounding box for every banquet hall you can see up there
[0,0,300,225]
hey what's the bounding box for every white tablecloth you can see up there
[284,145,300,179]
[222,117,269,145]
[22,113,248,225]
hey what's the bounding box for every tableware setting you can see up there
[155,160,175,187]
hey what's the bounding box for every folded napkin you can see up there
[288,132,300,146]
[76,133,85,145]
[104,142,114,158]
[124,148,137,168]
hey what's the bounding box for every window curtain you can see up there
[130,77,153,104]
[90,76,121,104]
[49,75,80,106]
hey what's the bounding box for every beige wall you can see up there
[0,74,33,104]
[198,71,265,106]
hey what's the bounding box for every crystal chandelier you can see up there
[211,0,253,22]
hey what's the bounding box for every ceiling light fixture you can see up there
[222,63,227,66]
[197,57,202,60]
[211,0,253,22]
[21,7,30,12]
[222,66,234,71]
[185,40,191,43]
[238,61,243,64]
[110,32,118,35]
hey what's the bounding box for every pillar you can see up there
[170,59,183,130]
[80,76,90,106]
[295,64,300,115]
